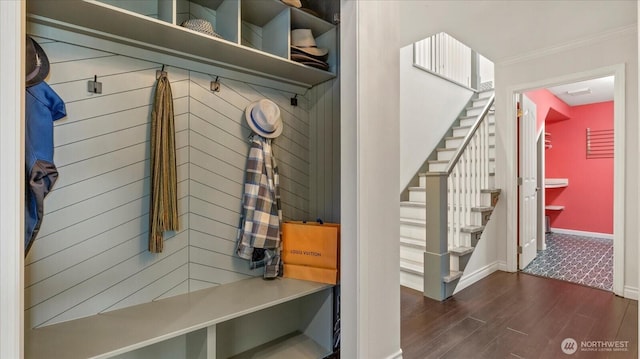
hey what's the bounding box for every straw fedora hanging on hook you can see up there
[245,99,284,138]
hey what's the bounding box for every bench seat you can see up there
[26,277,334,359]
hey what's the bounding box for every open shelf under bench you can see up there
[25,277,334,359]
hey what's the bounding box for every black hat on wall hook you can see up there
[25,35,50,87]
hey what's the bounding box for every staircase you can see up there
[400,89,501,300]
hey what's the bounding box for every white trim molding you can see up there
[550,228,614,240]
[0,1,25,358]
[497,260,509,272]
[386,349,404,359]
[498,24,636,66]
[623,286,638,300]
[453,261,500,295]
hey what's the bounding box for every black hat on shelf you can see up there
[291,53,329,71]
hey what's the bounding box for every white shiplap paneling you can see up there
[25,35,314,328]
[308,78,340,223]
[187,72,310,287]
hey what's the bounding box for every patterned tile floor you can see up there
[522,232,613,291]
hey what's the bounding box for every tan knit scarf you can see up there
[149,72,179,253]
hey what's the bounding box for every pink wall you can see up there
[525,89,571,133]
[545,101,614,234]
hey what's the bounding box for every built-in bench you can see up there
[25,277,334,359]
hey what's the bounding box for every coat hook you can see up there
[290,94,298,107]
[210,76,221,92]
[87,74,102,94]
[156,65,167,79]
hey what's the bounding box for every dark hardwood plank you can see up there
[402,271,523,356]
[419,317,485,358]
[507,279,596,358]
[442,274,564,358]
[478,326,529,359]
[616,300,638,356]
[401,272,638,359]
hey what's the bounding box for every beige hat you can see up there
[291,29,328,58]
[245,99,283,138]
[181,19,223,39]
[281,0,302,8]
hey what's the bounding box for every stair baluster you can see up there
[412,93,499,300]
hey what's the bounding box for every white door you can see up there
[519,94,538,269]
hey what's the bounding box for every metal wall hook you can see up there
[87,74,102,94]
[156,65,167,79]
[210,76,221,92]
[291,94,298,106]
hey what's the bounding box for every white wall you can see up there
[341,1,402,358]
[494,26,638,295]
[478,53,494,85]
[399,44,474,191]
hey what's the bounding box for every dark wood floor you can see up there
[401,272,638,359]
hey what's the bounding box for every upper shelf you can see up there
[545,178,569,188]
[27,0,338,89]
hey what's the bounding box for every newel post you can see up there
[423,172,449,301]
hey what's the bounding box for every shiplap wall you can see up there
[186,72,312,289]
[308,78,341,223]
[24,35,314,328]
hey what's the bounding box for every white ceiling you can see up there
[546,76,615,106]
[396,1,631,107]
[398,1,637,63]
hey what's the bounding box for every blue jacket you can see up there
[25,82,66,255]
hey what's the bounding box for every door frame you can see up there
[505,64,625,296]
[0,1,26,357]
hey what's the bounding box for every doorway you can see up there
[518,76,615,291]
[509,65,625,296]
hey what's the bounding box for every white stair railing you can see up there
[447,108,492,250]
[414,32,472,89]
[423,94,495,300]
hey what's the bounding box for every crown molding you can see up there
[497,23,637,67]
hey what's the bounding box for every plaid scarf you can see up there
[236,135,282,278]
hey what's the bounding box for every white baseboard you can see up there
[550,228,613,240]
[400,271,423,292]
[497,260,509,272]
[386,349,403,359]
[623,286,638,300]
[453,261,500,295]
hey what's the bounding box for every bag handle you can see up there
[301,218,324,225]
